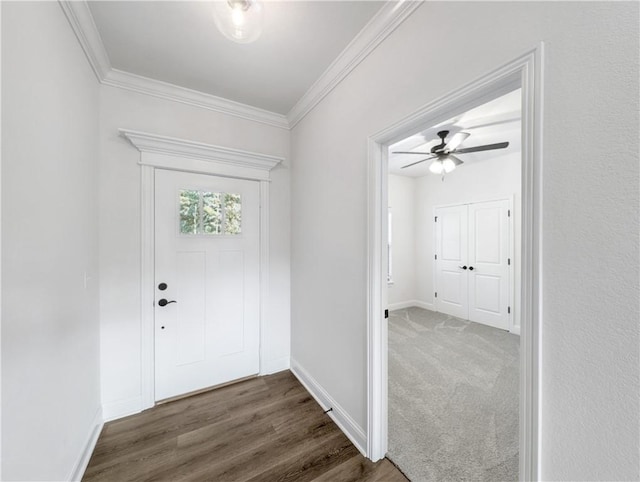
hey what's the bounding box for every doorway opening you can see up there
[366,46,543,481]
[385,88,522,480]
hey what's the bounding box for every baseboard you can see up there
[261,355,290,375]
[387,300,415,311]
[414,300,434,311]
[290,358,367,456]
[510,325,521,335]
[102,395,142,422]
[69,406,103,481]
[388,300,435,311]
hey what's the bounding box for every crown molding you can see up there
[120,128,284,171]
[60,0,422,131]
[59,1,111,81]
[105,70,289,129]
[286,0,423,129]
[58,1,289,130]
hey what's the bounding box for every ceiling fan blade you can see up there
[401,155,436,169]
[448,154,464,166]
[392,151,432,155]
[454,141,509,154]
[445,132,470,152]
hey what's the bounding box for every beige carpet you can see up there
[387,307,519,482]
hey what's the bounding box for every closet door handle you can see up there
[468,266,475,271]
[458,265,468,270]
[158,299,177,307]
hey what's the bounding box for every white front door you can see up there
[435,200,511,330]
[435,204,469,319]
[154,169,260,401]
[468,200,510,330]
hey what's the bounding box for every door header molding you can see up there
[120,128,284,181]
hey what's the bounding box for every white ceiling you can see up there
[88,1,384,115]
[388,89,522,177]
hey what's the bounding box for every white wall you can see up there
[290,2,639,480]
[1,3,101,480]
[99,85,290,418]
[414,146,521,332]
[387,175,415,307]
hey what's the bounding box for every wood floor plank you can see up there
[245,431,359,482]
[89,395,230,467]
[102,376,265,438]
[179,412,340,481]
[368,459,411,482]
[311,455,408,482]
[83,438,178,482]
[178,387,313,445]
[158,418,277,481]
[223,375,307,419]
[167,393,318,479]
[82,371,407,482]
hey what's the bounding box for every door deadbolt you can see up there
[158,282,168,291]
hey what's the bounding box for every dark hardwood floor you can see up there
[83,371,408,482]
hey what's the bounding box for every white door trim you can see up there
[366,44,543,482]
[121,129,283,411]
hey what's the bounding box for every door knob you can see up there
[468,266,474,271]
[458,265,468,270]
[158,299,177,307]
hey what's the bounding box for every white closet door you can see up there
[467,200,510,330]
[435,204,469,319]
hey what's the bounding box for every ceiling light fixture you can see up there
[428,155,463,181]
[212,0,264,44]
[428,158,456,175]
[395,129,509,181]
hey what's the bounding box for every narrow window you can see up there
[202,192,223,234]
[179,189,200,235]
[224,193,242,235]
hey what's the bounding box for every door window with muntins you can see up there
[179,189,242,235]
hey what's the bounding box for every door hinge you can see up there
[434,216,438,222]
[508,209,511,217]
[435,254,438,260]
[508,306,511,314]
[384,309,389,319]
[508,258,511,265]
[435,292,437,298]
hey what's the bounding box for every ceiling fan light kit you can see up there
[394,129,510,180]
[429,158,456,174]
[212,0,264,44]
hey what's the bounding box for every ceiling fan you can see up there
[393,130,509,175]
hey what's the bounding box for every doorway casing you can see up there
[121,129,283,411]
[366,45,544,481]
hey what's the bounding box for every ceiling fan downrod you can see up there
[431,130,450,154]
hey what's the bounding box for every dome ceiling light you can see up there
[212,0,264,44]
